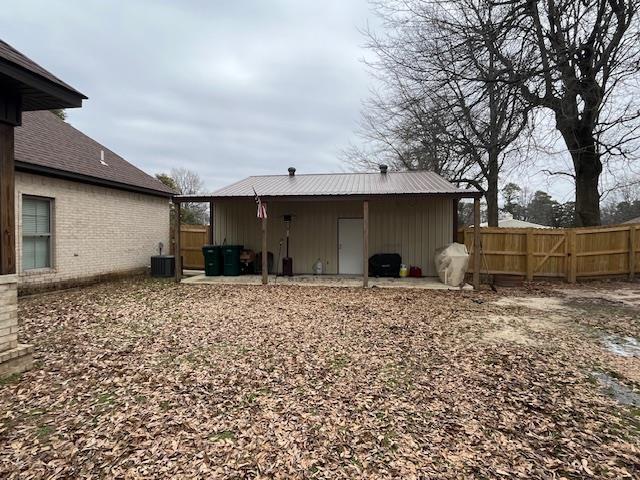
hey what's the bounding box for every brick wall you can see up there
[0,275,18,352]
[0,274,31,378]
[15,172,170,290]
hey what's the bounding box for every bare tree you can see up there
[171,167,205,196]
[344,88,480,180]
[349,0,531,225]
[157,168,208,224]
[478,0,640,225]
[428,5,532,225]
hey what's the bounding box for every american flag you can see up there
[253,187,267,219]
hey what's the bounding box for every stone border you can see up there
[18,268,148,296]
[0,344,33,378]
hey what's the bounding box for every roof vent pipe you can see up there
[379,164,388,174]
[288,167,296,176]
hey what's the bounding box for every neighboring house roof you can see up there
[201,171,479,200]
[624,216,640,224]
[0,39,86,111]
[15,111,174,197]
[480,218,551,228]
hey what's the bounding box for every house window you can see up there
[22,196,52,270]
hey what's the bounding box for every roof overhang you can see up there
[0,59,87,125]
[173,191,483,203]
[16,161,174,198]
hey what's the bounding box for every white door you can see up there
[338,218,363,274]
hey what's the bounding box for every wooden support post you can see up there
[208,201,214,245]
[0,123,16,275]
[473,197,480,289]
[363,200,369,288]
[174,201,182,283]
[629,225,636,281]
[567,229,577,284]
[452,198,459,243]
[261,209,268,285]
[526,229,534,281]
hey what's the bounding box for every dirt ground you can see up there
[1,278,639,479]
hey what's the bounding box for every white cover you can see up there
[434,243,469,287]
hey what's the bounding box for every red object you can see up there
[409,266,422,277]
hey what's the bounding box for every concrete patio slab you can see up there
[181,273,472,290]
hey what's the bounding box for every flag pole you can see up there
[261,212,268,285]
[253,186,268,285]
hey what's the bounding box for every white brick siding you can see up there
[0,275,18,352]
[15,172,170,289]
[0,273,32,378]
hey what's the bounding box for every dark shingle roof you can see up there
[211,171,478,198]
[15,111,174,197]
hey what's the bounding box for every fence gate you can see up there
[171,225,210,269]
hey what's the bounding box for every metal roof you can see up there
[207,171,479,199]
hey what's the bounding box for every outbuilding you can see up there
[174,166,482,287]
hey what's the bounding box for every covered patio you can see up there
[173,167,482,288]
[181,272,474,290]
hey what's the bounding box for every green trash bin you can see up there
[223,245,243,276]
[202,245,222,276]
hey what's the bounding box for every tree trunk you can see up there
[559,128,602,226]
[485,150,499,227]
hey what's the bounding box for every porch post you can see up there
[261,209,268,285]
[452,198,459,243]
[208,201,214,245]
[0,123,16,275]
[174,201,182,283]
[363,200,369,288]
[473,197,480,289]
[0,118,25,375]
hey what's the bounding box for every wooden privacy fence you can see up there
[459,223,640,282]
[171,225,210,269]
[175,223,640,281]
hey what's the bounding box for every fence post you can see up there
[473,198,481,289]
[174,202,182,283]
[630,225,636,281]
[208,201,215,245]
[526,229,534,281]
[567,229,577,283]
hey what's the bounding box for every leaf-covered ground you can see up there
[1,278,639,479]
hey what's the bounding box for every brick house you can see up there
[14,110,173,293]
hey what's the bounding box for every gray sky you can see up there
[2,0,603,206]
[1,0,377,191]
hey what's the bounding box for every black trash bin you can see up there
[202,245,222,276]
[223,245,243,276]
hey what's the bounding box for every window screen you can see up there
[22,197,52,270]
